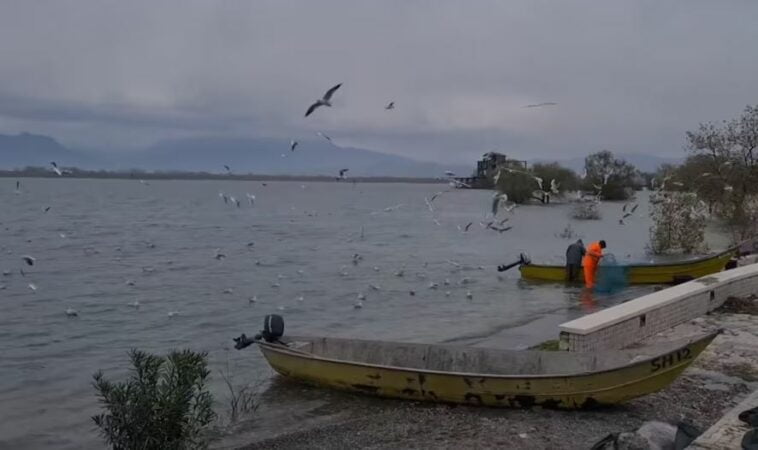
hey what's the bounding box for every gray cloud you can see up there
[0,1,756,162]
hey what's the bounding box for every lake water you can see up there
[0,178,727,449]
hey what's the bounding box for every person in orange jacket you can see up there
[582,240,606,289]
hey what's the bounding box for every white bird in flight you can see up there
[523,102,558,108]
[305,83,342,117]
[491,193,508,216]
[290,140,298,152]
[317,131,334,145]
[550,179,560,194]
[50,162,63,176]
[385,101,395,110]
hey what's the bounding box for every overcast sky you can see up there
[0,1,756,163]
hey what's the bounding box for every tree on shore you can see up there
[582,150,638,201]
[92,349,216,450]
[684,105,758,241]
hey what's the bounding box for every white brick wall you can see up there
[558,263,758,352]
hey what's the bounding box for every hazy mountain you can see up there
[0,132,468,177]
[0,132,101,169]
[128,137,468,177]
[531,152,684,173]
[5,131,685,177]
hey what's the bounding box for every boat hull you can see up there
[257,332,717,409]
[519,249,734,284]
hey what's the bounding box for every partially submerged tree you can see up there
[531,162,580,193]
[92,349,216,450]
[685,105,758,241]
[494,169,539,204]
[648,191,708,254]
[582,150,638,201]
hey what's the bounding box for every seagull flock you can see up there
[2,82,564,317]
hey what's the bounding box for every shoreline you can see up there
[222,300,758,450]
[0,171,447,184]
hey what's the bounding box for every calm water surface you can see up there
[0,179,725,449]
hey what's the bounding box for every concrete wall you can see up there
[558,263,758,352]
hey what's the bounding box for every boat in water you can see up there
[235,317,719,409]
[519,248,736,284]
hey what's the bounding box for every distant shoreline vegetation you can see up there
[0,166,446,184]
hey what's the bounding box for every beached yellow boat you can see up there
[519,248,735,284]
[252,331,718,409]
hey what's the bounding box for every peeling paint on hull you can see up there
[257,332,717,409]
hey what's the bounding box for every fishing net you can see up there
[595,253,629,293]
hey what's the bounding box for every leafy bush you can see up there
[92,349,216,450]
[648,192,708,254]
[571,202,601,220]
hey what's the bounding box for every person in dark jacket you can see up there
[565,239,585,282]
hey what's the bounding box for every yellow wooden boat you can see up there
[253,330,718,409]
[519,248,736,284]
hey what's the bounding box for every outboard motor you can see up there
[233,314,285,350]
[497,253,530,272]
[260,314,284,342]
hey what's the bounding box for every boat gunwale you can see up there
[519,247,735,271]
[257,331,718,381]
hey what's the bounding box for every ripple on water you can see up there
[2,179,719,449]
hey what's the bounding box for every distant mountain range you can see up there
[0,132,683,177]
[0,132,468,178]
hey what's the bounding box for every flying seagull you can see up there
[21,255,36,266]
[50,162,63,176]
[491,193,508,216]
[385,101,395,110]
[457,222,473,232]
[305,83,342,117]
[523,102,558,108]
[550,179,560,194]
[317,131,334,144]
[15,180,21,194]
[224,165,231,173]
[290,140,298,152]
[338,168,349,180]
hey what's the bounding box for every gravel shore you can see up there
[231,306,758,450]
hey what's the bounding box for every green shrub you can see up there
[92,349,216,450]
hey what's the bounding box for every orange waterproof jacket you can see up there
[583,241,603,267]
